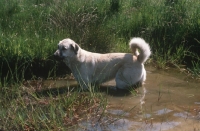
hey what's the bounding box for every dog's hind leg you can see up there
[115,71,131,89]
[115,67,144,89]
[115,79,129,89]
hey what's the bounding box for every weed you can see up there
[0,80,107,130]
[1,0,200,79]
[1,0,200,129]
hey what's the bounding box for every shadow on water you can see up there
[30,79,134,97]
[33,80,79,97]
[22,66,200,131]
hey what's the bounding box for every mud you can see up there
[41,66,200,130]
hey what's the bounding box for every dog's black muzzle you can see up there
[54,50,64,61]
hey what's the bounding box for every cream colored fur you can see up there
[54,37,151,89]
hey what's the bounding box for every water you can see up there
[42,66,200,130]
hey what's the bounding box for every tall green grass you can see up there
[0,0,200,129]
[1,0,200,82]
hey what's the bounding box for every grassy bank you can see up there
[0,0,200,129]
[0,79,108,130]
[0,0,200,82]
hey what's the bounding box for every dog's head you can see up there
[54,38,79,60]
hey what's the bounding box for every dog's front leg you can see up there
[75,75,91,90]
[78,81,88,90]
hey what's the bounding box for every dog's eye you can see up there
[62,47,67,50]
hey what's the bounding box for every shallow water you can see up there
[42,66,200,131]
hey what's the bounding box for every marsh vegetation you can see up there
[0,0,200,130]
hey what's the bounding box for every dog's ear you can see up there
[70,44,79,55]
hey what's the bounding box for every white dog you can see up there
[54,37,151,89]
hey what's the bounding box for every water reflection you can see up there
[40,66,200,130]
[131,121,181,131]
[79,119,133,131]
[155,108,173,115]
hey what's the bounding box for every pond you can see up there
[41,66,200,131]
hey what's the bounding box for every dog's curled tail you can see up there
[129,37,151,63]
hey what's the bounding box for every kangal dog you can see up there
[54,37,151,89]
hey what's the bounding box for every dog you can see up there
[54,37,151,89]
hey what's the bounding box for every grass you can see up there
[0,0,200,130]
[0,79,108,130]
[0,78,138,130]
[1,0,199,81]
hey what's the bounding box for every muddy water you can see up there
[43,66,200,131]
[105,67,200,131]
